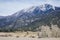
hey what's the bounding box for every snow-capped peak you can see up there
[23,4,55,13]
[23,6,36,13]
[38,4,55,11]
[44,4,55,10]
[13,4,55,17]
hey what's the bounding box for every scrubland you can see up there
[0,25,60,38]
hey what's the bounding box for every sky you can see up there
[0,0,60,16]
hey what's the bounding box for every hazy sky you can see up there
[0,0,60,16]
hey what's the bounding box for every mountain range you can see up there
[0,4,60,32]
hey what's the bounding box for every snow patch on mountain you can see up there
[21,4,55,13]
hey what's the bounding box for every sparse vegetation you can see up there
[0,24,60,38]
[37,25,60,38]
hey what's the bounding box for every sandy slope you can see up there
[0,32,38,37]
[0,32,60,40]
[0,37,60,40]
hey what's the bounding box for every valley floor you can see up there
[0,31,60,38]
[0,32,38,38]
[0,37,60,40]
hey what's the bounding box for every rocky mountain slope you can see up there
[0,4,60,32]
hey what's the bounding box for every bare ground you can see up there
[0,32,60,40]
[0,37,60,40]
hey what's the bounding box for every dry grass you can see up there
[0,25,60,38]
[0,37,60,40]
